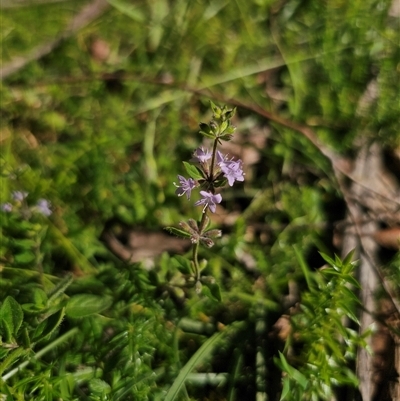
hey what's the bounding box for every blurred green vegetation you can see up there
[0,0,399,399]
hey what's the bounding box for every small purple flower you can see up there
[174,175,197,200]
[1,203,13,212]
[192,147,212,163]
[217,152,244,186]
[37,199,52,216]
[220,159,244,186]
[194,191,222,213]
[12,191,28,202]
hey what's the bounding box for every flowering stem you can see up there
[192,209,209,281]
[171,104,241,288]
[192,234,200,281]
[192,138,219,282]
[208,139,219,191]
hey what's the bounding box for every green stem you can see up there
[192,243,200,281]
[1,327,79,381]
[191,139,219,282]
[208,139,219,190]
[192,210,209,281]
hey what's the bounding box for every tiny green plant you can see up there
[276,249,370,401]
[0,182,74,398]
[167,102,244,297]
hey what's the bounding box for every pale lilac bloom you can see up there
[220,159,244,186]
[192,147,212,163]
[12,191,28,201]
[216,151,244,186]
[194,191,222,213]
[174,175,196,200]
[37,199,52,216]
[1,203,13,212]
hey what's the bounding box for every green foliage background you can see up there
[0,0,398,400]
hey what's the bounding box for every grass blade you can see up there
[293,245,314,290]
[164,330,226,401]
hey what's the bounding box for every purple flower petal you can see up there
[216,150,226,165]
[219,158,244,186]
[37,199,52,216]
[192,147,212,163]
[12,191,28,201]
[1,203,13,212]
[174,175,196,200]
[194,191,222,213]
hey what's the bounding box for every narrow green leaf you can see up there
[277,351,293,374]
[182,161,203,180]
[218,134,234,141]
[12,239,36,249]
[227,352,242,401]
[14,252,35,264]
[33,308,65,341]
[20,327,30,349]
[0,347,29,377]
[0,297,23,336]
[338,302,360,325]
[106,0,146,22]
[49,224,97,274]
[210,101,220,116]
[33,288,48,309]
[342,249,355,267]
[320,268,340,277]
[21,303,42,314]
[2,328,79,381]
[170,255,192,275]
[89,378,111,395]
[0,380,14,399]
[334,254,342,267]
[277,352,308,390]
[199,122,214,138]
[0,319,13,344]
[343,274,361,289]
[165,227,191,239]
[291,368,308,390]
[200,130,216,139]
[280,377,291,400]
[164,330,226,401]
[234,292,278,310]
[325,335,346,362]
[319,252,335,266]
[66,295,112,318]
[202,282,221,302]
[294,245,314,290]
[219,120,228,134]
[341,285,361,305]
[47,274,74,305]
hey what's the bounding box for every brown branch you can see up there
[0,0,110,80]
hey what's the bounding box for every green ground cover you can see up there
[0,0,399,400]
